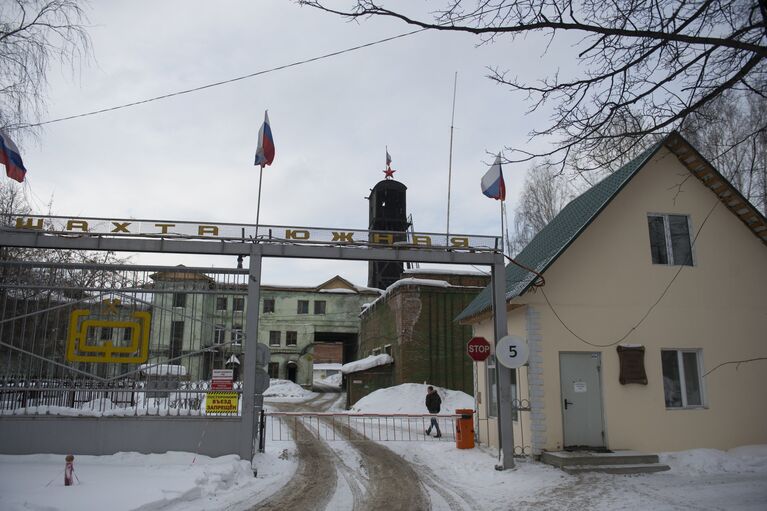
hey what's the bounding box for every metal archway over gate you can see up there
[0,215,516,468]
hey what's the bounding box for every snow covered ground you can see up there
[1,382,766,510]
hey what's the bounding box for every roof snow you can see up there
[403,268,489,276]
[359,278,453,316]
[341,354,393,374]
[138,364,187,376]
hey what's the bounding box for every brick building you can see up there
[357,268,489,395]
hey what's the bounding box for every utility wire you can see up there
[541,198,719,348]
[17,28,427,130]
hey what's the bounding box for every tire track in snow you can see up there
[416,461,481,510]
[251,399,338,511]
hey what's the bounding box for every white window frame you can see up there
[231,325,243,346]
[486,354,517,420]
[662,348,706,409]
[647,213,695,266]
[487,354,498,418]
[214,324,226,345]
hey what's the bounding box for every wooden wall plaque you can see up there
[617,345,648,385]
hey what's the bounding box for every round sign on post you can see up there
[467,336,492,362]
[496,335,529,368]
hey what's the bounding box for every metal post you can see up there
[491,255,515,470]
[241,244,263,463]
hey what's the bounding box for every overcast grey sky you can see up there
[18,0,575,287]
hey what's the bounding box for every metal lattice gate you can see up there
[0,261,250,416]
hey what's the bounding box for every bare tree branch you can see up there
[301,0,766,175]
[0,0,91,140]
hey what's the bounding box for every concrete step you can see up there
[562,463,671,475]
[541,450,660,468]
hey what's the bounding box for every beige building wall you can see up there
[472,147,767,453]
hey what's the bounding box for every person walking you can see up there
[424,385,442,438]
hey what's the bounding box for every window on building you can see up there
[661,349,704,408]
[314,300,326,314]
[486,356,519,421]
[122,328,132,343]
[216,296,227,311]
[231,325,243,345]
[100,327,113,341]
[263,298,275,313]
[233,297,245,312]
[297,300,309,314]
[173,293,186,308]
[214,324,226,345]
[170,321,184,360]
[286,331,297,346]
[487,355,498,418]
[647,214,693,266]
[268,362,279,379]
[372,347,381,356]
[384,344,392,356]
[269,330,281,346]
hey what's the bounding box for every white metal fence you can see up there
[267,412,464,442]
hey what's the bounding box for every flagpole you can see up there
[255,166,264,241]
[500,199,505,256]
[446,71,458,245]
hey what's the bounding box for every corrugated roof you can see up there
[455,140,663,323]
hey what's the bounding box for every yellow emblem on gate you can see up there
[66,300,151,363]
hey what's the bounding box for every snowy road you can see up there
[254,392,483,510]
[259,393,428,510]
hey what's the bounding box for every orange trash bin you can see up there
[455,408,475,449]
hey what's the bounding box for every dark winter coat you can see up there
[425,391,441,414]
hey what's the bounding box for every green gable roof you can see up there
[455,140,663,323]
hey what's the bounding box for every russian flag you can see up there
[254,111,275,168]
[481,154,505,200]
[0,130,27,183]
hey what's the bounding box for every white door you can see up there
[559,352,605,449]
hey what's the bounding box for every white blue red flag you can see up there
[481,154,506,200]
[0,130,27,183]
[254,111,275,168]
[386,148,392,168]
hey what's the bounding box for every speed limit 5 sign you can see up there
[496,335,529,368]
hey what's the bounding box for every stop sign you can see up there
[467,336,492,362]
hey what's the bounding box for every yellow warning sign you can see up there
[206,392,239,414]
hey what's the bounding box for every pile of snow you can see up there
[349,383,474,414]
[0,449,295,511]
[262,379,312,398]
[661,445,767,475]
[341,354,393,374]
[315,372,342,387]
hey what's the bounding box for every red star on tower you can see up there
[383,167,396,179]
